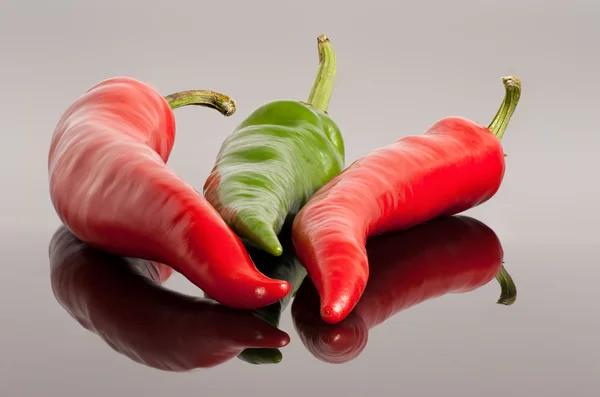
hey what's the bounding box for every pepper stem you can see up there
[306,34,337,112]
[487,76,521,140]
[163,90,236,116]
[495,265,517,305]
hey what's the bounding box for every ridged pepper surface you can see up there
[204,35,345,256]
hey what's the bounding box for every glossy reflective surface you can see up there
[3,0,599,396]
[8,214,599,396]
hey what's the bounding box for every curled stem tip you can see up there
[164,90,237,116]
[307,34,336,112]
[488,76,522,140]
[495,265,517,305]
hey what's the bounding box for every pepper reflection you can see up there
[234,221,307,364]
[49,226,290,372]
[291,215,517,364]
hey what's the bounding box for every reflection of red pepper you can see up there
[48,77,290,309]
[292,215,517,364]
[292,77,521,323]
[49,226,290,371]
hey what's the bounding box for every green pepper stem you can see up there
[495,264,517,305]
[307,34,337,112]
[487,76,522,140]
[163,90,236,116]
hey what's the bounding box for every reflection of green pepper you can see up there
[203,35,345,256]
[237,221,307,364]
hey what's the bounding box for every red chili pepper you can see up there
[48,77,291,309]
[49,226,291,371]
[291,215,516,364]
[292,76,521,323]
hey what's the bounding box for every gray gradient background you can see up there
[0,0,597,396]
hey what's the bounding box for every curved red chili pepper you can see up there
[292,77,521,323]
[48,77,290,309]
[49,226,290,371]
[291,215,516,363]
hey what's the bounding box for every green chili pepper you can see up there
[237,221,308,364]
[203,35,345,256]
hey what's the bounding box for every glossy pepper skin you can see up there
[48,77,290,309]
[292,77,522,324]
[235,220,308,364]
[49,226,291,371]
[204,35,344,256]
[291,215,517,364]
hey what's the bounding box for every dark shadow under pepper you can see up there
[203,35,345,256]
